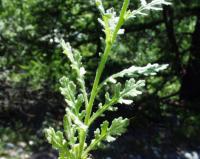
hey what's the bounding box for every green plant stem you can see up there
[78,43,112,159]
[78,1,130,158]
[111,0,130,42]
[84,43,112,125]
[85,0,130,126]
[80,81,89,108]
[82,133,107,158]
[88,98,118,126]
[84,0,130,126]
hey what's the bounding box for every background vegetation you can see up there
[0,0,200,158]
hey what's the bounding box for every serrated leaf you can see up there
[45,127,66,150]
[119,78,145,105]
[60,40,88,103]
[61,40,73,62]
[100,63,168,87]
[151,0,171,5]
[59,76,76,108]
[108,117,129,138]
[98,7,124,39]
[126,0,171,20]
[93,121,109,143]
[89,117,129,151]
[59,76,85,114]
[113,63,168,80]
[91,78,145,125]
[122,78,145,97]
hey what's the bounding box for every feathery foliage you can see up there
[45,0,170,159]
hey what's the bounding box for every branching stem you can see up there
[78,1,130,158]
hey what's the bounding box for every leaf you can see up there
[90,79,144,124]
[60,76,85,115]
[98,7,124,39]
[63,115,77,145]
[93,121,109,145]
[122,79,145,96]
[126,0,171,20]
[101,63,168,86]
[115,63,168,79]
[60,40,88,102]
[60,40,73,62]
[108,117,129,142]
[89,117,129,150]
[119,78,145,105]
[45,127,66,150]
[151,0,171,5]
[104,83,121,111]
[74,94,84,115]
[71,143,80,159]
[107,83,120,111]
[59,76,76,108]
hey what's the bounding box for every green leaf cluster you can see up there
[45,0,170,159]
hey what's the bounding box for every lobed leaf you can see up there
[119,78,145,105]
[60,76,85,117]
[60,40,88,106]
[100,63,168,86]
[98,7,125,41]
[46,1,171,158]
[126,0,171,20]
[108,117,129,141]
[45,127,66,150]
[59,76,76,108]
[88,117,129,151]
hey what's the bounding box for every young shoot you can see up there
[45,0,171,159]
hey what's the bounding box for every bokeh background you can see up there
[0,0,200,158]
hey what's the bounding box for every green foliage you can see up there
[88,117,129,150]
[46,128,65,149]
[45,0,170,159]
[1,0,200,158]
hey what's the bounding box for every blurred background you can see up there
[0,0,200,158]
